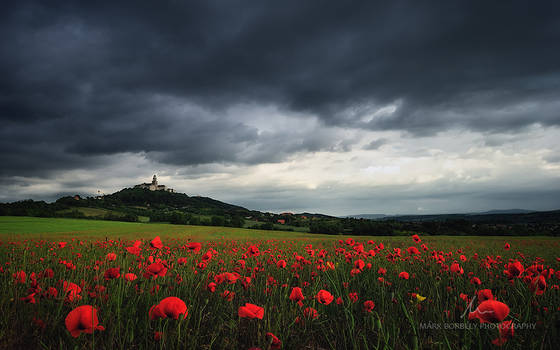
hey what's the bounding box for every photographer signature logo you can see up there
[460,295,493,319]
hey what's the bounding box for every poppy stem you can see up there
[400,299,418,350]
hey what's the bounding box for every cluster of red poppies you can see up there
[2,233,559,349]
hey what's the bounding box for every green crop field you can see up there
[0,216,331,241]
[58,207,112,217]
[2,216,557,249]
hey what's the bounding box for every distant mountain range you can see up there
[346,209,536,220]
[344,209,560,224]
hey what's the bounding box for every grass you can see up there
[0,216,337,240]
[243,219,310,232]
[57,207,113,217]
[2,216,557,246]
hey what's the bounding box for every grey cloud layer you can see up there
[1,1,559,203]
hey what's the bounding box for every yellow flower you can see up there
[416,294,426,302]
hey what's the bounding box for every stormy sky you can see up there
[1,0,560,215]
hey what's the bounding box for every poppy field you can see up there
[1,222,559,349]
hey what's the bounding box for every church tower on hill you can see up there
[134,174,174,192]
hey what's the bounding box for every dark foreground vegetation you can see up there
[1,232,558,349]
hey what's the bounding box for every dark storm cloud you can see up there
[363,138,388,150]
[1,0,560,177]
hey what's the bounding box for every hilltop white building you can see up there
[134,175,174,192]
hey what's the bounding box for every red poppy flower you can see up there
[504,261,524,279]
[13,270,26,284]
[350,268,361,276]
[316,290,334,305]
[468,300,510,323]
[149,297,188,320]
[266,332,282,349]
[354,259,365,270]
[202,250,213,260]
[125,241,142,256]
[144,262,167,279]
[42,268,54,279]
[124,273,137,281]
[363,300,375,313]
[222,290,235,301]
[450,263,464,274]
[45,286,58,299]
[215,272,240,284]
[289,287,305,303]
[407,246,420,255]
[399,271,409,280]
[471,277,482,285]
[106,253,117,261]
[20,292,36,304]
[207,282,217,292]
[353,243,364,253]
[247,245,260,257]
[238,303,264,319]
[150,236,163,249]
[186,242,202,252]
[63,281,82,302]
[277,260,287,268]
[242,276,251,289]
[492,320,514,346]
[530,275,547,295]
[65,305,105,337]
[477,289,494,302]
[504,243,510,250]
[303,307,318,319]
[104,267,120,280]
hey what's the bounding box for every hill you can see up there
[66,187,253,216]
[0,188,313,231]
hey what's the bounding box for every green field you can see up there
[56,207,150,222]
[0,216,329,240]
[58,207,108,216]
[1,216,558,251]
